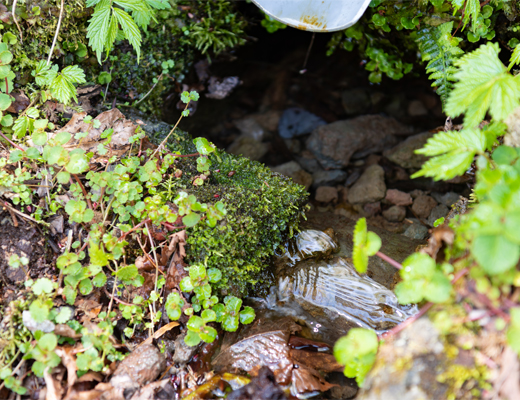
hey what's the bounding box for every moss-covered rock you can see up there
[160,129,308,295]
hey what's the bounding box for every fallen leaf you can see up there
[137,321,180,347]
[44,368,63,400]
[55,346,78,393]
[289,349,344,373]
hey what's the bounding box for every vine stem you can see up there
[376,251,402,270]
[47,0,65,65]
[134,73,163,106]
[380,268,469,340]
[0,131,25,151]
[72,174,93,210]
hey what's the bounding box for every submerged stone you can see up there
[277,256,417,339]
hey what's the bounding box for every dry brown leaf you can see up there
[44,368,64,400]
[51,109,138,160]
[137,321,180,348]
[289,349,343,373]
[421,224,455,262]
[497,347,520,399]
[291,367,337,394]
[55,346,78,394]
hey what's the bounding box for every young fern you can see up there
[416,21,463,108]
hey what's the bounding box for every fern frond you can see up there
[417,22,463,108]
[446,42,520,127]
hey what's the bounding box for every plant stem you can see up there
[134,73,163,106]
[72,174,93,210]
[0,131,25,151]
[376,251,402,270]
[11,0,23,44]
[47,0,65,65]
[151,101,190,159]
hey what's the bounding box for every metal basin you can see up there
[251,0,372,32]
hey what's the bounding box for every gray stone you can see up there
[383,206,406,222]
[312,169,347,188]
[341,88,371,115]
[403,223,429,240]
[427,204,449,227]
[307,115,413,170]
[296,152,323,174]
[234,118,267,141]
[383,132,433,169]
[172,333,198,365]
[23,311,55,333]
[272,161,313,190]
[278,107,326,139]
[315,186,338,203]
[347,165,386,204]
[227,135,268,161]
[411,195,437,219]
[357,318,450,400]
[407,100,428,116]
[432,191,460,207]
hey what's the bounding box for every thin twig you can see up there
[454,0,468,36]
[376,251,402,270]
[11,0,23,44]
[1,200,46,226]
[134,74,163,106]
[47,0,65,65]
[104,287,132,307]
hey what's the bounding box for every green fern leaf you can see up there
[451,0,480,30]
[413,128,488,181]
[105,15,119,57]
[113,7,142,60]
[509,44,520,71]
[61,65,86,85]
[446,42,520,127]
[417,22,463,108]
[87,0,112,63]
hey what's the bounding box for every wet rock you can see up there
[345,169,361,187]
[312,169,348,188]
[385,189,413,206]
[252,110,282,132]
[234,118,267,141]
[356,318,450,400]
[412,195,437,219]
[403,222,429,240]
[296,151,322,173]
[409,189,425,199]
[347,165,386,204]
[271,161,313,190]
[274,229,339,269]
[315,186,338,203]
[110,345,166,391]
[383,206,406,222]
[22,311,55,333]
[432,191,460,207]
[206,76,240,99]
[227,367,287,400]
[227,135,268,161]
[278,256,417,340]
[341,88,371,115]
[172,332,197,365]
[427,204,449,227]
[307,115,412,169]
[383,132,433,169]
[278,107,326,139]
[327,373,358,399]
[363,202,381,217]
[303,211,423,289]
[407,99,428,116]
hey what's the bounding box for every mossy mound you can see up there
[161,130,309,295]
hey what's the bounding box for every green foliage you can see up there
[446,43,520,128]
[352,218,381,274]
[417,22,463,107]
[333,328,379,386]
[213,296,255,332]
[394,253,452,304]
[261,14,287,33]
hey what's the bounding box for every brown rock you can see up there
[412,195,437,219]
[272,161,313,190]
[363,202,381,217]
[383,206,406,222]
[306,115,413,169]
[315,186,338,203]
[347,165,386,204]
[385,189,413,206]
[383,132,433,169]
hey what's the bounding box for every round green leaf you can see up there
[92,272,107,288]
[239,306,255,325]
[187,315,204,331]
[1,113,13,127]
[54,131,72,145]
[32,130,48,146]
[201,309,216,323]
[182,212,201,227]
[472,234,520,275]
[0,50,13,65]
[32,278,54,295]
[0,93,12,111]
[66,153,89,174]
[207,268,222,283]
[179,276,194,292]
[26,147,41,159]
[184,330,201,347]
[38,333,58,351]
[221,314,239,332]
[78,278,93,295]
[199,326,217,343]
[56,171,71,185]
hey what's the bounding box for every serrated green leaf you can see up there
[61,65,86,85]
[79,279,93,295]
[113,8,142,61]
[0,93,12,111]
[87,0,112,63]
[239,306,255,325]
[32,278,54,295]
[182,212,201,227]
[472,234,520,275]
[13,115,29,138]
[66,153,89,174]
[55,307,73,324]
[366,232,382,256]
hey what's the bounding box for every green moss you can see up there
[160,130,308,295]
